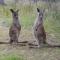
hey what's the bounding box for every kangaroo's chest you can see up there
[12,20,21,27]
[33,19,42,29]
[33,18,45,33]
[10,21,21,32]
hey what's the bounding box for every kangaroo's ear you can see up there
[10,9,14,13]
[37,8,40,12]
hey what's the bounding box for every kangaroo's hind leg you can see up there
[43,34,46,44]
[9,37,14,44]
[36,36,44,48]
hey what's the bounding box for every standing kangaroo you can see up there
[33,8,46,48]
[33,8,60,48]
[9,9,21,44]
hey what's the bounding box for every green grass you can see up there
[0,54,24,60]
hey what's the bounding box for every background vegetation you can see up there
[0,0,60,39]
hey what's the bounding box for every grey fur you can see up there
[33,8,46,48]
[9,9,21,44]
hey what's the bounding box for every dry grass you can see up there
[0,26,60,60]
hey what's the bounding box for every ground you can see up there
[0,26,60,60]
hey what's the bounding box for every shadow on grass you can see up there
[0,41,60,48]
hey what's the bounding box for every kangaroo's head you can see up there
[10,9,19,19]
[37,8,45,20]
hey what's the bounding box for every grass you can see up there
[44,11,60,40]
[0,2,60,60]
[0,54,24,60]
[0,28,60,60]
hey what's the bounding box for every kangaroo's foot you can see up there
[37,43,44,48]
[9,40,13,44]
[28,43,44,48]
[43,41,46,44]
[37,45,43,48]
[9,39,18,44]
[18,41,28,43]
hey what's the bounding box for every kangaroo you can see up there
[9,9,21,44]
[33,8,46,48]
[33,8,60,48]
